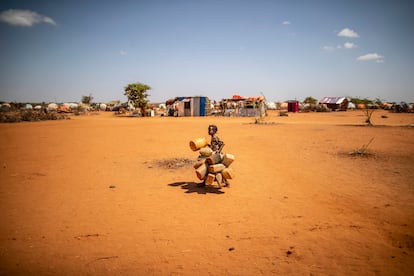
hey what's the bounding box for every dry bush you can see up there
[349,137,375,157]
[362,109,376,125]
[149,158,193,169]
[0,110,69,123]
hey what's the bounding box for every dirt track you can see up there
[1,110,413,275]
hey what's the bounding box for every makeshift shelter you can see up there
[166,96,209,117]
[0,103,11,111]
[220,94,266,117]
[47,103,58,112]
[58,105,71,113]
[319,97,348,111]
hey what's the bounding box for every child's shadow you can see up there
[168,182,225,194]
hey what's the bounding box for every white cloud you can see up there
[357,53,384,62]
[120,50,127,56]
[0,9,56,27]
[344,42,357,49]
[337,28,359,38]
[322,45,334,51]
[323,44,348,51]
[282,21,291,25]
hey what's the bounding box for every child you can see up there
[204,124,229,187]
[208,124,224,153]
[198,124,225,187]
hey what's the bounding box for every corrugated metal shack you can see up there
[166,96,210,117]
[319,97,348,111]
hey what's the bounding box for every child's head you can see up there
[208,124,218,135]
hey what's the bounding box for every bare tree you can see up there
[362,108,375,126]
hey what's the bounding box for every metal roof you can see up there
[319,97,346,104]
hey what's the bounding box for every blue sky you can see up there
[0,0,413,103]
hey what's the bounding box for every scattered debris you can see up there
[151,158,193,169]
[286,246,295,257]
[252,118,277,125]
[74,233,100,240]
[94,255,118,261]
[86,255,119,265]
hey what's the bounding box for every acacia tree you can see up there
[81,93,93,104]
[350,97,373,106]
[303,96,317,104]
[124,82,151,116]
[351,97,376,125]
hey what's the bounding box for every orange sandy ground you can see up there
[0,110,413,275]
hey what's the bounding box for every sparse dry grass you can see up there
[348,137,375,157]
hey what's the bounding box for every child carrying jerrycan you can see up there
[189,125,235,188]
